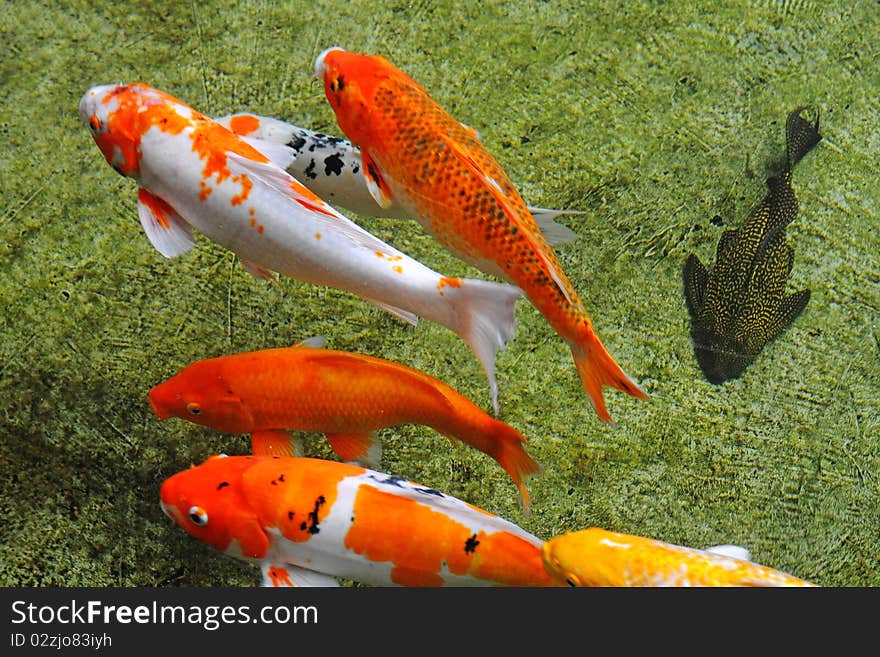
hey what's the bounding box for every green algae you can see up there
[0,0,877,587]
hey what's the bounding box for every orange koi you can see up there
[541,527,817,587]
[149,338,540,508]
[316,48,647,423]
[160,455,558,587]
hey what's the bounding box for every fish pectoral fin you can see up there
[326,432,382,468]
[241,259,276,280]
[683,253,708,316]
[136,189,195,258]
[764,288,811,343]
[528,206,582,246]
[250,429,298,457]
[362,149,394,209]
[362,297,420,326]
[261,563,340,587]
[293,336,326,349]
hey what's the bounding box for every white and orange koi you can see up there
[541,527,817,587]
[160,454,558,587]
[79,83,523,411]
[216,111,581,243]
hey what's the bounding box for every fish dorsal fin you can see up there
[136,188,195,258]
[225,151,412,257]
[304,351,457,414]
[706,544,751,561]
[294,336,326,349]
[436,132,573,305]
[238,135,297,171]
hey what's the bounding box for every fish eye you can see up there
[188,505,208,526]
[88,115,100,132]
[186,402,202,416]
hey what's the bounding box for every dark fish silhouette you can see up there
[683,108,821,384]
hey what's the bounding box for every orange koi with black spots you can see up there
[160,455,557,587]
[316,48,647,423]
[149,337,540,508]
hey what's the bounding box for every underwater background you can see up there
[1,0,877,586]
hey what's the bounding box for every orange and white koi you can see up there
[149,337,540,508]
[160,454,558,587]
[79,83,523,411]
[316,48,647,423]
[217,111,582,238]
[541,527,817,587]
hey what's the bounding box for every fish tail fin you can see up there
[448,278,523,415]
[482,419,542,514]
[571,322,647,425]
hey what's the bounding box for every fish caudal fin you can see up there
[571,324,646,425]
[447,279,523,415]
[483,420,542,514]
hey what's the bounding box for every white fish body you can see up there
[79,84,520,410]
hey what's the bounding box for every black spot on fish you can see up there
[369,474,407,488]
[414,486,444,497]
[216,481,229,491]
[324,153,344,176]
[278,474,285,482]
[287,511,294,521]
[352,164,360,175]
[306,495,326,535]
[464,534,480,554]
[308,143,317,152]
[304,159,317,180]
[289,135,307,152]
[683,108,819,384]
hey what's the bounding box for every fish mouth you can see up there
[314,46,345,79]
[147,388,171,420]
[78,84,119,124]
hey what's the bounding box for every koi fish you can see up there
[79,83,523,412]
[315,48,646,424]
[149,336,540,508]
[541,527,817,587]
[683,108,820,383]
[216,111,583,238]
[160,454,558,587]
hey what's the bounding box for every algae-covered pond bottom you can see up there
[0,1,877,587]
